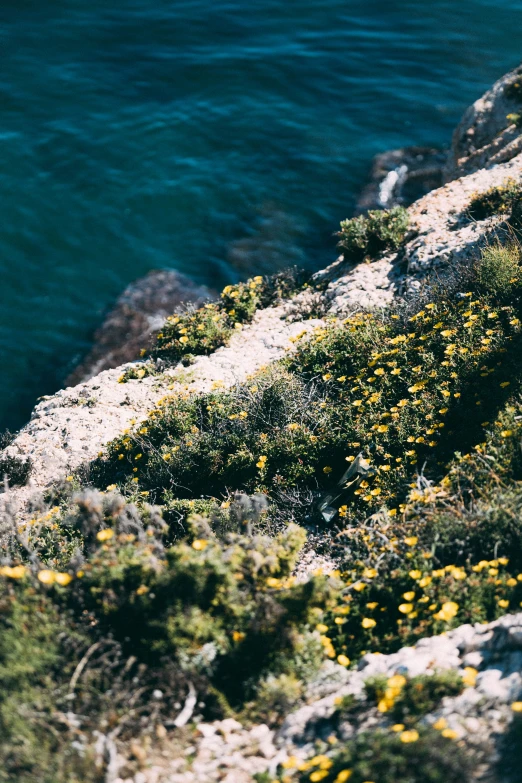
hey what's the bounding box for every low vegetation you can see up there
[467,178,522,223]
[148,267,310,366]
[294,726,473,783]
[336,206,409,262]
[0,430,31,488]
[507,112,522,130]
[505,78,522,102]
[3,236,522,780]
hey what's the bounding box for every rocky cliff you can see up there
[2,63,522,783]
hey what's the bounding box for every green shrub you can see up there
[0,579,98,783]
[395,398,522,571]
[118,362,158,382]
[476,243,521,296]
[505,79,522,101]
[467,179,522,221]
[0,453,32,488]
[295,726,474,783]
[251,673,305,723]
[336,207,409,262]
[149,268,309,365]
[0,429,31,488]
[321,553,522,663]
[0,430,15,449]
[91,366,333,527]
[507,112,522,129]
[364,671,464,723]
[0,499,333,777]
[69,519,329,706]
[1,424,31,489]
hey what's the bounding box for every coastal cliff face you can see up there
[2,64,522,783]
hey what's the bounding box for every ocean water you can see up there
[1,0,521,432]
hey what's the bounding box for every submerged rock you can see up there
[356,146,446,213]
[66,269,212,386]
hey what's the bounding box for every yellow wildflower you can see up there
[441,728,459,740]
[434,601,459,621]
[310,770,329,782]
[400,730,419,743]
[388,674,407,688]
[462,667,478,686]
[97,529,114,542]
[0,565,26,579]
[334,772,352,783]
[37,570,56,585]
[55,572,73,586]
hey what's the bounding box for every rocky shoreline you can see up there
[2,61,522,783]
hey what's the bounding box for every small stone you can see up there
[218,718,243,734]
[197,723,217,738]
[476,669,522,703]
[249,724,271,740]
[462,651,483,668]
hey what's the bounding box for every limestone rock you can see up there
[445,61,522,181]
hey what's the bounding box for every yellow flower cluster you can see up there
[0,565,26,579]
[37,570,73,586]
[376,673,407,712]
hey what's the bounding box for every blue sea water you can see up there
[1,0,522,432]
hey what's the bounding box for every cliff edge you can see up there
[1,63,522,783]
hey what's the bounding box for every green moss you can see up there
[336,207,409,262]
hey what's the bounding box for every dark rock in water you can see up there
[227,204,306,276]
[355,146,447,214]
[66,270,213,386]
